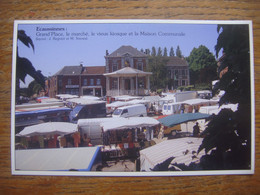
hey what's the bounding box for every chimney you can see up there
[106,50,109,56]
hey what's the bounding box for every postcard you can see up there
[11,20,255,176]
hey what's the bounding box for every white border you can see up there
[11,19,255,177]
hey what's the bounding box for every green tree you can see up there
[16,30,45,104]
[163,47,168,57]
[145,48,151,55]
[151,46,157,56]
[186,45,217,85]
[157,47,162,57]
[150,25,252,172]
[147,56,168,91]
[176,45,183,58]
[198,24,251,170]
[169,47,175,56]
[27,80,45,97]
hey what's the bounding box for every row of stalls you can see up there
[14,121,102,172]
[15,117,160,171]
[77,117,160,160]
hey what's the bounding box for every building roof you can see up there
[54,65,84,76]
[82,66,105,75]
[54,66,105,76]
[106,45,148,57]
[165,56,189,67]
[103,67,152,77]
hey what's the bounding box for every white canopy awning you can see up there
[56,94,78,99]
[101,117,159,132]
[182,98,218,106]
[104,67,152,77]
[66,98,105,105]
[15,147,100,171]
[106,99,150,108]
[140,137,204,171]
[16,122,78,137]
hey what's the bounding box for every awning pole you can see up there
[136,75,138,95]
[118,77,120,96]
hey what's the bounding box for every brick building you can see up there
[165,56,190,90]
[104,45,152,97]
[48,65,106,98]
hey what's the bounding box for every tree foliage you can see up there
[198,24,252,170]
[186,45,217,85]
[147,56,168,91]
[27,80,45,97]
[163,47,168,57]
[176,45,183,58]
[151,25,252,172]
[16,30,45,103]
[169,47,175,56]
[151,46,157,56]
[157,47,162,57]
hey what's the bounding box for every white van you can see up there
[112,104,147,118]
[162,102,183,115]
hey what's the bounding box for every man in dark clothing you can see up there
[193,122,200,137]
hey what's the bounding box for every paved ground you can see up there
[101,159,136,172]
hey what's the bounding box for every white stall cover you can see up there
[16,122,78,137]
[199,103,238,115]
[15,147,100,171]
[106,99,150,109]
[66,98,105,105]
[78,118,119,127]
[139,137,204,171]
[56,94,78,100]
[101,117,160,132]
[113,95,142,101]
[182,98,218,106]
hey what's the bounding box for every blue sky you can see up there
[17,21,219,86]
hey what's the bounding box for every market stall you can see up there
[100,117,160,159]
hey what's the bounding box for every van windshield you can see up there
[113,109,122,115]
[71,105,84,117]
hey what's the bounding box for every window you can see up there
[168,70,171,78]
[68,79,72,85]
[137,62,143,70]
[125,58,130,67]
[122,109,128,114]
[182,69,186,76]
[58,79,62,87]
[90,79,94,86]
[97,79,101,85]
[112,63,118,72]
[112,78,118,89]
[174,70,178,79]
[83,79,87,86]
